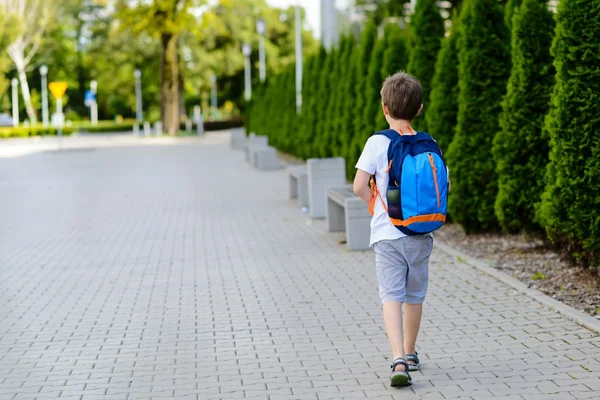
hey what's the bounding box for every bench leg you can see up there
[345,215,371,250]
[298,174,309,208]
[290,175,298,199]
[327,199,346,232]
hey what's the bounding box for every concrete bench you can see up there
[289,166,309,208]
[327,186,371,251]
[231,130,246,150]
[245,135,269,163]
[307,157,346,218]
[252,146,279,170]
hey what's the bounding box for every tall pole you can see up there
[210,74,217,119]
[256,19,266,83]
[295,2,303,114]
[11,78,18,127]
[90,80,98,126]
[242,44,252,102]
[134,69,143,123]
[40,65,49,127]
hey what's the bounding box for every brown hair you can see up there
[380,72,422,120]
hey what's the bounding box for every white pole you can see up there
[210,74,217,119]
[57,97,63,147]
[256,19,266,83]
[90,80,98,126]
[134,69,143,123]
[243,44,252,101]
[295,2,303,114]
[11,78,19,127]
[40,65,49,127]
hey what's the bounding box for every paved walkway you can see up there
[1,131,599,400]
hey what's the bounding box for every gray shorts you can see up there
[373,235,433,304]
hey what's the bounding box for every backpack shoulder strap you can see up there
[372,129,399,141]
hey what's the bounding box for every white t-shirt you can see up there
[355,134,405,246]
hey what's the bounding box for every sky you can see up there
[266,0,322,38]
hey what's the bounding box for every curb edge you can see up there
[434,241,600,335]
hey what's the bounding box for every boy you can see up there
[353,72,444,387]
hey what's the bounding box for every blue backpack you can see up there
[369,127,448,236]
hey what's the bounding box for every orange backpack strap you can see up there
[369,176,387,216]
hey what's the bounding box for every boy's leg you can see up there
[374,240,409,371]
[383,301,406,366]
[403,303,423,356]
[401,235,433,363]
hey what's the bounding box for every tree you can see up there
[339,38,358,173]
[426,13,460,153]
[314,47,334,157]
[446,0,510,233]
[537,0,600,266]
[354,0,409,25]
[0,8,19,99]
[378,23,409,130]
[1,0,53,123]
[190,2,318,111]
[347,21,377,178]
[406,0,445,132]
[504,0,523,32]
[329,36,353,157]
[492,0,554,233]
[360,27,386,149]
[116,0,199,135]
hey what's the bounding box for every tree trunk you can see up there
[17,65,37,124]
[160,33,180,135]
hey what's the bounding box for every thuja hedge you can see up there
[426,11,459,154]
[406,0,445,132]
[446,0,510,233]
[492,0,555,234]
[246,0,600,267]
[537,0,600,267]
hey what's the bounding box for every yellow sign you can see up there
[49,82,68,99]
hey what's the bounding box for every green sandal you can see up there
[390,358,412,387]
[406,352,420,371]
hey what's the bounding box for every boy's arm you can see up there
[353,169,373,204]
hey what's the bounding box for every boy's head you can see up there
[380,72,423,122]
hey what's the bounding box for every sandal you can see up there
[390,358,412,387]
[406,352,420,371]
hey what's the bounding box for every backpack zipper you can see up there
[428,153,441,208]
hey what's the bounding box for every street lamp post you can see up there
[90,80,98,126]
[40,65,49,127]
[11,78,18,127]
[242,44,252,102]
[134,69,143,123]
[256,19,266,83]
[295,2,303,114]
[210,74,217,120]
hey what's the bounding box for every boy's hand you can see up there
[353,169,373,204]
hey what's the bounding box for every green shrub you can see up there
[426,13,460,154]
[331,36,354,157]
[492,0,555,234]
[361,27,387,140]
[339,38,358,174]
[348,21,378,178]
[0,126,75,138]
[377,24,409,131]
[406,0,445,132]
[80,123,135,133]
[302,47,327,159]
[446,0,510,233]
[504,0,523,31]
[537,0,600,267]
[317,44,340,158]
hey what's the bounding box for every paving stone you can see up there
[0,132,599,399]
